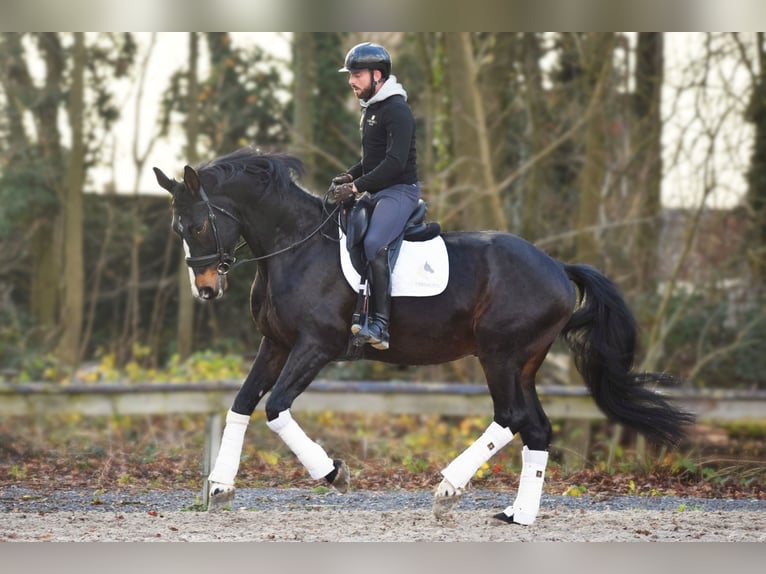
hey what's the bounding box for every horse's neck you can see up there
[237,186,323,256]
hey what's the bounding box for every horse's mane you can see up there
[197,148,306,196]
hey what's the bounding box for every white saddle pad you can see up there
[339,230,449,297]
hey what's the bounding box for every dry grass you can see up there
[1,412,764,500]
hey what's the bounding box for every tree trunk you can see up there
[147,224,178,365]
[120,214,142,364]
[630,33,664,293]
[746,32,766,288]
[414,33,452,225]
[444,32,506,231]
[0,33,62,340]
[29,222,60,343]
[177,32,199,360]
[81,196,114,360]
[291,33,317,190]
[575,33,616,268]
[116,34,160,363]
[520,33,547,240]
[55,32,86,367]
[34,33,66,348]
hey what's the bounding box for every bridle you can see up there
[183,184,340,276]
[183,184,241,275]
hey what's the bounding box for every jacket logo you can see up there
[367,114,377,127]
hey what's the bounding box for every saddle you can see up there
[339,195,442,351]
[341,195,441,277]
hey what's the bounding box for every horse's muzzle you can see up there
[195,267,227,300]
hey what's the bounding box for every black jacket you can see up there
[347,94,418,193]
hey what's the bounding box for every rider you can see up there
[332,42,420,351]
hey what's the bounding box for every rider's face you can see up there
[348,69,381,100]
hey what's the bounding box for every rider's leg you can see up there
[360,184,419,349]
[366,247,391,350]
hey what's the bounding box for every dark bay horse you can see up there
[154,148,694,525]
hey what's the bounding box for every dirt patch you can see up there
[1,507,763,542]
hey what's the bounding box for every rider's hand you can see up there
[331,173,353,186]
[333,182,356,203]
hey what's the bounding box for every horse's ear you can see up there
[183,165,201,198]
[153,167,175,194]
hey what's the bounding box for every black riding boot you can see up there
[366,247,391,350]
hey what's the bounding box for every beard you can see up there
[354,84,374,100]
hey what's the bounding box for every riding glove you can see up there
[331,173,354,185]
[333,182,356,203]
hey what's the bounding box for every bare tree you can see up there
[744,32,766,288]
[575,33,617,268]
[519,33,548,240]
[641,33,755,378]
[291,33,317,190]
[1,33,137,367]
[0,33,64,344]
[115,34,161,363]
[630,33,664,293]
[55,32,87,367]
[177,32,199,361]
[444,32,506,231]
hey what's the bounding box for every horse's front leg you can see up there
[207,338,288,511]
[263,341,350,493]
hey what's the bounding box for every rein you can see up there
[187,185,341,275]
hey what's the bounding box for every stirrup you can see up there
[350,311,366,337]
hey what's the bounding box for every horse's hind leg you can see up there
[433,352,529,519]
[490,348,553,525]
[433,416,515,519]
[494,445,549,525]
[433,347,553,525]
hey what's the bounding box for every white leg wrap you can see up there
[501,446,549,525]
[208,410,251,486]
[440,421,514,489]
[266,410,335,480]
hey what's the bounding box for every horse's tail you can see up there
[561,263,695,446]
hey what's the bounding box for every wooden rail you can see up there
[2,380,765,421]
[3,380,765,501]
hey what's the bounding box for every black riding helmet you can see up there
[339,42,391,79]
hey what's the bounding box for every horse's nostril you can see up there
[198,287,216,300]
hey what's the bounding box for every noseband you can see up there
[184,184,241,276]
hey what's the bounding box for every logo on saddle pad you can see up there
[339,232,449,297]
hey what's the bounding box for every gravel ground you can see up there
[1,485,764,542]
[2,484,765,514]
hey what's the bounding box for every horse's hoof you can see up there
[327,459,350,494]
[432,477,462,519]
[492,510,535,525]
[208,483,235,512]
[492,511,515,524]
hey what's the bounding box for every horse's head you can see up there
[153,165,241,300]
